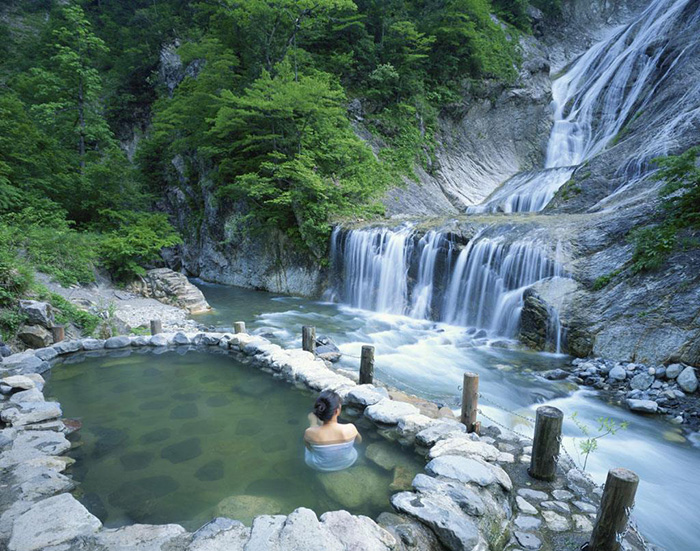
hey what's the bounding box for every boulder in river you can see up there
[677,367,698,394]
[626,399,658,414]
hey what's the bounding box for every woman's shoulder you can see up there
[341,423,358,438]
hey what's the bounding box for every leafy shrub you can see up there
[630,147,700,273]
[99,211,182,281]
[0,308,28,341]
[47,292,100,336]
[0,226,34,306]
[1,208,97,286]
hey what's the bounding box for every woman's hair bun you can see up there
[313,390,341,422]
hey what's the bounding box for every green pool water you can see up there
[47,348,423,530]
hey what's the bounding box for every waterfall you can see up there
[469,0,694,214]
[331,226,566,346]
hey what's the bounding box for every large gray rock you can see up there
[81,338,106,351]
[377,512,445,551]
[416,420,467,447]
[0,430,71,469]
[665,363,684,379]
[96,523,187,550]
[277,508,343,551]
[129,267,212,314]
[8,494,101,550]
[629,373,654,391]
[0,402,62,426]
[608,365,627,381]
[320,510,396,551]
[365,399,420,424]
[52,340,83,354]
[245,515,287,551]
[1,375,37,391]
[173,331,191,345]
[17,325,52,349]
[345,385,389,407]
[626,399,658,414]
[411,473,486,517]
[33,347,58,361]
[425,455,512,491]
[189,517,250,551]
[677,367,698,393]
[104,336,132,349]
[19,300,54,328]
[0,353,47,375]
[391,491,483,551]
[9,388,44,404]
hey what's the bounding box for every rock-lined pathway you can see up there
[0,332,654,551]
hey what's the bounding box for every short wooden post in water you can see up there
[51,326,65,343]
[234,321,246,334]
[586,468,639,551]
[302,325,316,354]
[360,345,375,385]
[528,405,564,481]
[150,319,162,336]
[460,372,479,433]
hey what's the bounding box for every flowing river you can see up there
[192,281,699,551]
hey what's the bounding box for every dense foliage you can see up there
[0,0,542,263]
[630,147,700,273]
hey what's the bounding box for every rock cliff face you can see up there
[161,177,326,297]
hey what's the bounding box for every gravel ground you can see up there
[37,273,200,333]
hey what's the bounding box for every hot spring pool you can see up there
[47,348,423,529]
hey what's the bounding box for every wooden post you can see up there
[302,326,316,354]
[51,326,65,343]
[234,321,246,334]
[586,468,639,551]
[360,345,375,384]
[150,320,162,336]
[528,405,563,481]
[460,372,479,433]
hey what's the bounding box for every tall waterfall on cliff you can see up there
[330,226,566,350]
[469,0,695,213]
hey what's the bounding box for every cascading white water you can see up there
[334,226,413,314]
[441,235,564,336]
[469,0,694,213]
[331,226,567,349]
[409,231,448,319]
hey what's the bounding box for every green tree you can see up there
[208,61,389,252]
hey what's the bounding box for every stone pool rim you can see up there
[0,332,653,551]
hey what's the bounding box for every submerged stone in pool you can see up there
[170,403,199,420]
[48,349,423,529]
[216,494,283,525]
[206,394,232,407]
[139,428,171,445]
[196,460,224,482]
[161,437,202,464]
[120,451,153,471]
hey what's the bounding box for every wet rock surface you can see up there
[566,357,700,430]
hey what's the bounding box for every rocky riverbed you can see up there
[0,331,656,551]
[546,358,700,432]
